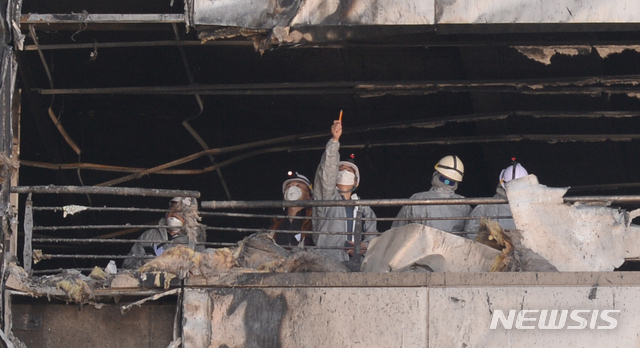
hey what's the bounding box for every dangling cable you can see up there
[172,24,232,200]
[28,25,81,155]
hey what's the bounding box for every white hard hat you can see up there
[339,153,360,187]
[499,162,528,188]
[282,171,312,193]
[434,155,464,182]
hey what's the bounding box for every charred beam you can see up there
[11,185,200,198]
[97,133,640,187]
[33,74,640,96]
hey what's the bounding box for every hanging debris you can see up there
[5,264,112,305]
[361,224,501,273]
[513,45,640,65]
[233,232,290,269]
[475,218,557,272]
[139,245,236,279]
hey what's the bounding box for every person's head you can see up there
[282,171,312,201]
[499,159,528,188]
[433,155,464,189]
[169,197,197,213]
[166,197,196,235]
[337,154,360,193]
[165,212,185,235]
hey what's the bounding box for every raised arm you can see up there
[313,120,342,200]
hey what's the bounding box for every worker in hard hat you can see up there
[464,160,529,239]
[123,197,204,269]
[313,119,378,265]
[269,171,314,247]
[392,155,472,234]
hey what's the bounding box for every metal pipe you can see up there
[94,289,173,296]
[22,40,253,51]
[20,13,185,24]
[33,206,170,213]
[33,225,171,231]
[203,198,508,209]
[564,195,640,203]
[32,268,93,274]
[207,226,383,236]
[23,194,33,275]
[198,211,511,221]
[40,254,155,259]
[32,238,236,247]
[11,185,200,197]
[202,195,640,209]
[20,159,208,174]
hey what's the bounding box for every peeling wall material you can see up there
[514,45,640,65]
[513,46,592,65]
[436,0,640,24]
[194,0,640,28]
[506,175,640,271]
[193,0,435,27]
[361,223,500,272]
[594,45,640,58]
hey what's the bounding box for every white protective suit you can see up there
[123,217,206,269]
[463,188,515,240]
[391,174,472,233]
[313,139,378,262]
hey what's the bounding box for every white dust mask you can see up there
[285,186,303,201]
[166,216,184,232]
[336,170,356,185]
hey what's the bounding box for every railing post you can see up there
[352,206,363,264]
[23,193,33,275]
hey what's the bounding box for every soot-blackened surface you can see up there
[226,289,288,348]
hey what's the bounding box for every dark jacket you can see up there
[270,208,314,247]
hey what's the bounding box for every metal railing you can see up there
[16,186,201,274]
[14,185,640,275]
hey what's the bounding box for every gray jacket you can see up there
[313,139,378,262]
[123,218,206,269]
[392,186,472,233]
[464,192,515,239]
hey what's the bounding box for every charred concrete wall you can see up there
[183,272,640,347]
[11,302,175,347]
